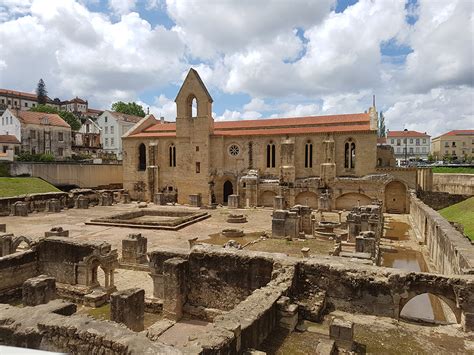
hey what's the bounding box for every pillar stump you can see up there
[228,194,240,208]
[22,275,56,306]
[111,288,145,332]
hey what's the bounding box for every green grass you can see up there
[0,177,60,198]
[432,166,474,174]
[439,197,474,240]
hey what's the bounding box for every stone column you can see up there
[163,257,188,321]
[11,202,28,216]
[274,196,285,210]
[111,288,145,332]
[154,193,165,206]
[272,210,288,239]
[0,224,6,233]
[228,194,240,209]
[109,270,114,287]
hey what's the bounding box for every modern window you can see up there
[266,142,276,168]
[422,147,426,153]
[396,147,401,153]
[445,142,449,147]
[304,142,313,168]
[397,139,401,146]
[391,139,395,144]
[409,147,414,153]
[105,126,108,134]
[111,138,114,146]
[169,144,176,167]
[111,126,114,134]
[58,132,63,141]
[105,117,108,123]
[24,102,28,107]
[344,140,356,169]
[423,139,426,144]
[415,147,419,153]
[105,138,108,147]
[416,139,420,145]
[410,139,413,144]
[138,143,146,171]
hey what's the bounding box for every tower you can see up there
[174,69,214,204]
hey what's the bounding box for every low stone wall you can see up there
[433,173,474,195]
[0,250,38,301]
[417,190,470,210]
[409,193,474,275]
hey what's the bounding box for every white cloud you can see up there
[108,0,136,15]
[243,98,269,112]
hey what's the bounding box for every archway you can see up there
[399,293,461,324]
[223,180,233,204]
[260,191,277,207]
[335,193,372,210]
[11,236,34,253]
[295,191,318,209]
[385,180,407,213]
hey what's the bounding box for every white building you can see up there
[386,130,431,163]
[96,110,146,160]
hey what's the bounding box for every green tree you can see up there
[111,101,146,117]
[29,105,81,131]
[36,79,48,105]
[378,111,386,138]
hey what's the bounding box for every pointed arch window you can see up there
[344,139,356,169]
[186,95,198,118]
[305,141,313,168]
[266,142,276,168]
[169,144,176,167]
[138,143,146,171]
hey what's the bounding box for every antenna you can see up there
[372,94,376,107]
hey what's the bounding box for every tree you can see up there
[378,111,386,138]
[111,101,146,117]
[29,105,81,131]
[36,79,48,105]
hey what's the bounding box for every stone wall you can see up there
[417,190,470,210]
[0,250,38,301]
[8,162,123,189]
[409,193,474,275]
[433,173,474,195]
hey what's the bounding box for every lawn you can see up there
[0,177,60,198]
[432,166,474,174]
[439,197,474,241]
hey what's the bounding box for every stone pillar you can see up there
[227,194,240,209]
[100,192,113,206]
[22,275,56,306]
[299,206,313,234]
[122,191,131,204]
[329,318,354,350]
[274,196,285,210]
[46,199,61,213]
[163,257,188,321]
[0,224,5,233]
[154,193,166,206]
[301,247,310,258]
[188,237,198,249]
[0,234,13,257]
[11,202,28,216]
[110,270,114,287]
[121,233,148,264]
[285,212,300,239]
[277,296,298,332]
[44,227,69,238]
[75,195,89,209]
[189,194,202,207]
[272,210,288,239]
[111,288,145,332]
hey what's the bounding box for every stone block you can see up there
[75,195,89,209]
[111,288,145,332]
[279,312,298,331]
[122,233,147,264]
[189,194,202,207]
[154,193,166,205]
[84,289,108,307]
[122,191,131,204]
[0,224,5,233]
[163,257,188,321]
[274,195,285,210]
[44,226,69,238]
[46,198,61,213]
[227,194,240,208]
[463,312,474,332]
[100,192,113,206]
[11,202,28,216]
[22,275,56,306]
[329,318,354,349]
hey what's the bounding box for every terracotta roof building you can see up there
[385,130,431,162]
[432,129,474,160]
[121,69,413,214]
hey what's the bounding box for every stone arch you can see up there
[385,180,407,214]
[11,236,34,252]
[344,138,356,169]
[223,180,234,204]
[186,94,198,118]
[399,292,461,324]
[260,190,277,207]
[335,192,372,210]
[295,191,318,209]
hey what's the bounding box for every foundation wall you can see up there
[409,193,474,275]
[433,173,474,195]
[0,250,38,300]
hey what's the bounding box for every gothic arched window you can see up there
[305,141,313,168]
[344,139,356,169]
[266,142,276,168]
[169,144,176,167]
[138,143,146,171]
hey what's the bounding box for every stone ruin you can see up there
[189,193,202,207]
[75,194,89,209]
[99,192,114,206]
[121,233,148,265]
[227,194,240,208]
[45,198,61,213]
[272,204,312,239]
[111,288,145,332]
[22,275,56,306]
[226,213,247,223]
[11,201,28,216]
[44,227,69,238]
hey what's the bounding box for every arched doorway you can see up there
[335,193,372,210]
[399,293,460,324]
[295,191,318,208]
[385,181,407,213]
[260,191,277,207]
[223,180,233,204]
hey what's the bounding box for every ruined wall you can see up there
[0,250,38,301]
[433,173,474,195]
[0,192,68,216]
[409,193,474,275]
[417,190,470,210]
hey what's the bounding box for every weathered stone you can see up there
[0,224,5,233]
[111,288,145,332]
[274,196,285,210]
[138,202,148,208]
[99,192,113,206]
[227,194,239,208]
[121,233,147,264]
[189,194,202,207]
[122,191,131,204]
[44,227,69,238]
[227,213,247,223]
[46,199,61,213]
[329,318,354,349]
[22,275,56,306]
[163,257,188,321]
[11,201,28,216]
[154,193,166,206]
[75,195,89,209]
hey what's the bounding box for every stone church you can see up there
[123,69,414,213]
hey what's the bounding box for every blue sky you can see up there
[0,0,472,136]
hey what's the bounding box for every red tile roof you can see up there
[377,137,387,144]
[0,135,20,144]
[434,129,474,139]
[387,130,430,138]
[0,88,55,103]
[128,113,372,138]
[11,110,70,128]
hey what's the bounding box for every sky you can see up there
[0,0,472,137]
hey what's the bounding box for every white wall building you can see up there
[386,130,431,163]
[96,110,145,160]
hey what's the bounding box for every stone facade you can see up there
[123,69,415,213]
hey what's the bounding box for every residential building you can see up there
[122,69,414,214]
[431,130,474,160]
[97,110,145,160]
[0,135,21,161]
[386,130,431,162]
[72,118,102,156]
[0,108,72,159]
